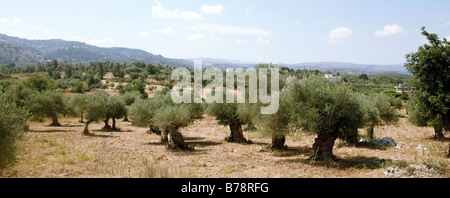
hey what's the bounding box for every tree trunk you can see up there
[123,115,129,122]
[434,126,444,139]
[103,117,111,130]
[271,134,286,150]
[82,119,93,136]
[79,112,84,123]
[49,117,62,126]
[448,143,450,158]
[161,130,168,143]
[339,128,359,145]
[149,126,162,135]
[112,117,117,130]
[167,129,186,150]
[311,132,338,161]
[444,113,450,132]
[226,123,250,143]
[366,126,374,141]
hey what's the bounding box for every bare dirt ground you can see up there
[4,109,450,178]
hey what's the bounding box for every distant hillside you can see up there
[281,62,409,75]
[0,33,409,75]
[0,33,191,67]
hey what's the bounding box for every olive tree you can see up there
[25,90,68,126]
[69,94,88,123]
[0,94,28,173]
[120,91,141,121]
[288,75,365,161]
[129,91,200,149]
[253,88,292,149]
[360,93,400,141]
[206,96,252,144]
[106,95,127,131]
[82,91,108,135]
[22,74,56,93]
[129,92,173,138]
[152,105,193,149]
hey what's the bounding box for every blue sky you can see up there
[0,0,449,65]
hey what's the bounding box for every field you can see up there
[4,109,449,178]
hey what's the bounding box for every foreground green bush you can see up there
[0,95,29,173]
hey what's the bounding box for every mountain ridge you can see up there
[0,33,409,75]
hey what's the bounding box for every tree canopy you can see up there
[404,27,450,138]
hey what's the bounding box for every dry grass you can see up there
[2,108,449,178]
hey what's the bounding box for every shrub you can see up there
[0,95,28,173]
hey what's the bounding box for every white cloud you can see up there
[0,17,55,39]
[231,38,247,44]
[256,36,270,46]
[190,23,270,37]
[12,17,27,26]
[139,32,150,38]
[0,18,10,25]
[443,21,450,26]
[375,23,403,37]
[152,1,203,20]
[187,33,221,42]
[328,27,353,44]
[201,5,226,15]
[329,27,353,39]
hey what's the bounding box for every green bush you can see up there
[0,95,28,173]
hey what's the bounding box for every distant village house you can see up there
[324,74,342,82]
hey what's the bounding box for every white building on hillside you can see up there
[324,74,342,82]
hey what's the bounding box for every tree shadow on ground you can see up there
[260,146,314,157]
[249,140,270,147]
[86,133,115,138]
[187,140,223,148]
[92,128,125,133]
[352,142,388,150]
[286,156,386,170]
[29,129,71,133]
[60,124,83,127]
[424,136,450,142]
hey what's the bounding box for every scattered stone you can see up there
[416,144,426,149]
[390,157,402,163]
[371,137,397,147]
[383,163,441,178]
[395,142,404,149]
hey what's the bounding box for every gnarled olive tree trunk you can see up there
[366,126,374,142]
[82,119,94,136]
[448,143,450,158]
[434,126,444,139]
[160,130,168,143]
[444,113,450,132]
[271,134,286,150]
[49,117,62,126]
[311,132,338,161]
[102,117,111,130]
[226,123,250,143]
[167,129,186,150]
[79,112,84,123]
